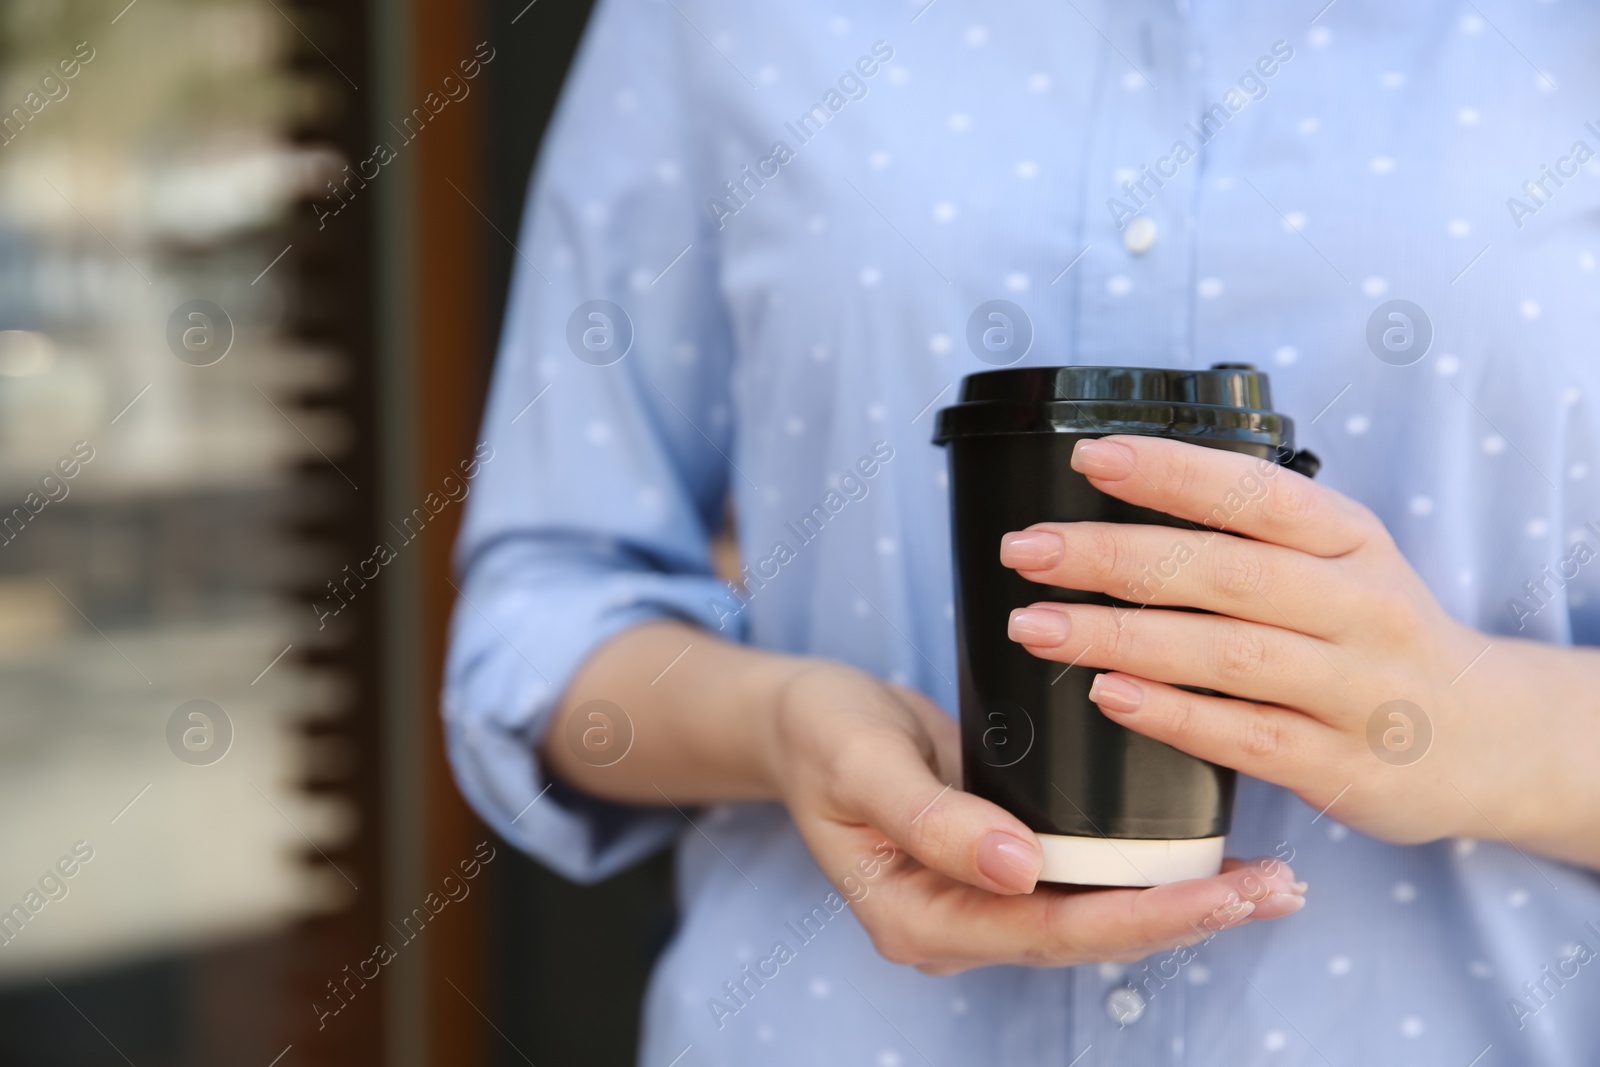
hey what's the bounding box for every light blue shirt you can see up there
[444,1,1600,1063]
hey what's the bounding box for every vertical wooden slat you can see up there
[281,0,387,1062]
[408,1,495,1064]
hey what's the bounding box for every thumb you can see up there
[885,683,962,784]
[834,728,1042,894]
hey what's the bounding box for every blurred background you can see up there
[0,1,672,1064]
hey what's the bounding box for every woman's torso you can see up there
[632,2,1600,1063]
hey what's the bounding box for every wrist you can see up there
[1448,636,1600,867]
[735,652,836,801]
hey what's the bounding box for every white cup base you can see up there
[1036,834,1225,887]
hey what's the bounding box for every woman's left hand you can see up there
[999,434,1600,870]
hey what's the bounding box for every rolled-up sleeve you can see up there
[442,0,739,883]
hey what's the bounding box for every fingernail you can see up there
[1072,439,1136,479]
[1089,673,1143,714]
[1008,608,1070,646]
[977,832,1042,892]
[1255,892,1307,919]
[1217,898,1257,927]
[1264,869,1307,897]
[1000,531,1063,570]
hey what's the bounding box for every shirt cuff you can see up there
[443,541,744,883]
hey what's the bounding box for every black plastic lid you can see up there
[953,363,1273,410]
[933,363,1316,474]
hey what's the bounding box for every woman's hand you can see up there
[1000,434,1600,869]
[761,662,1307,975]
[551,618,1307,977]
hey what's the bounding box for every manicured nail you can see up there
[1262,870,1304,897]
[977,831,1042,892]
[1255,891,1307,918]
[1008,608,1070,646]
[1089,673,1144,713]
[1072,438,1136,479]
[1000,531,1063,570]
[1253,859,1305,896]
[1216,898,1257,927]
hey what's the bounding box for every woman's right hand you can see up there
[761,662,1308,975]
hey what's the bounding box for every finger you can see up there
[1000,521,1353,634]
[1218,857,1310,917]
[1043,857,1308,960]
[1087,671,1337,789]
[1070,435,1384,558]
[830,728,1044,895]
[1007,602,1339,710]
[866,853,1306,969]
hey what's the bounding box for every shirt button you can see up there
[1123,215,1157,255]
[1105,986,1146,1026]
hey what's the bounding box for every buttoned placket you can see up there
[1062,1,1196,1061]
[1067,0,1202,374]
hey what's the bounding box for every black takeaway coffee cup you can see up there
[932,364,1319,887]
